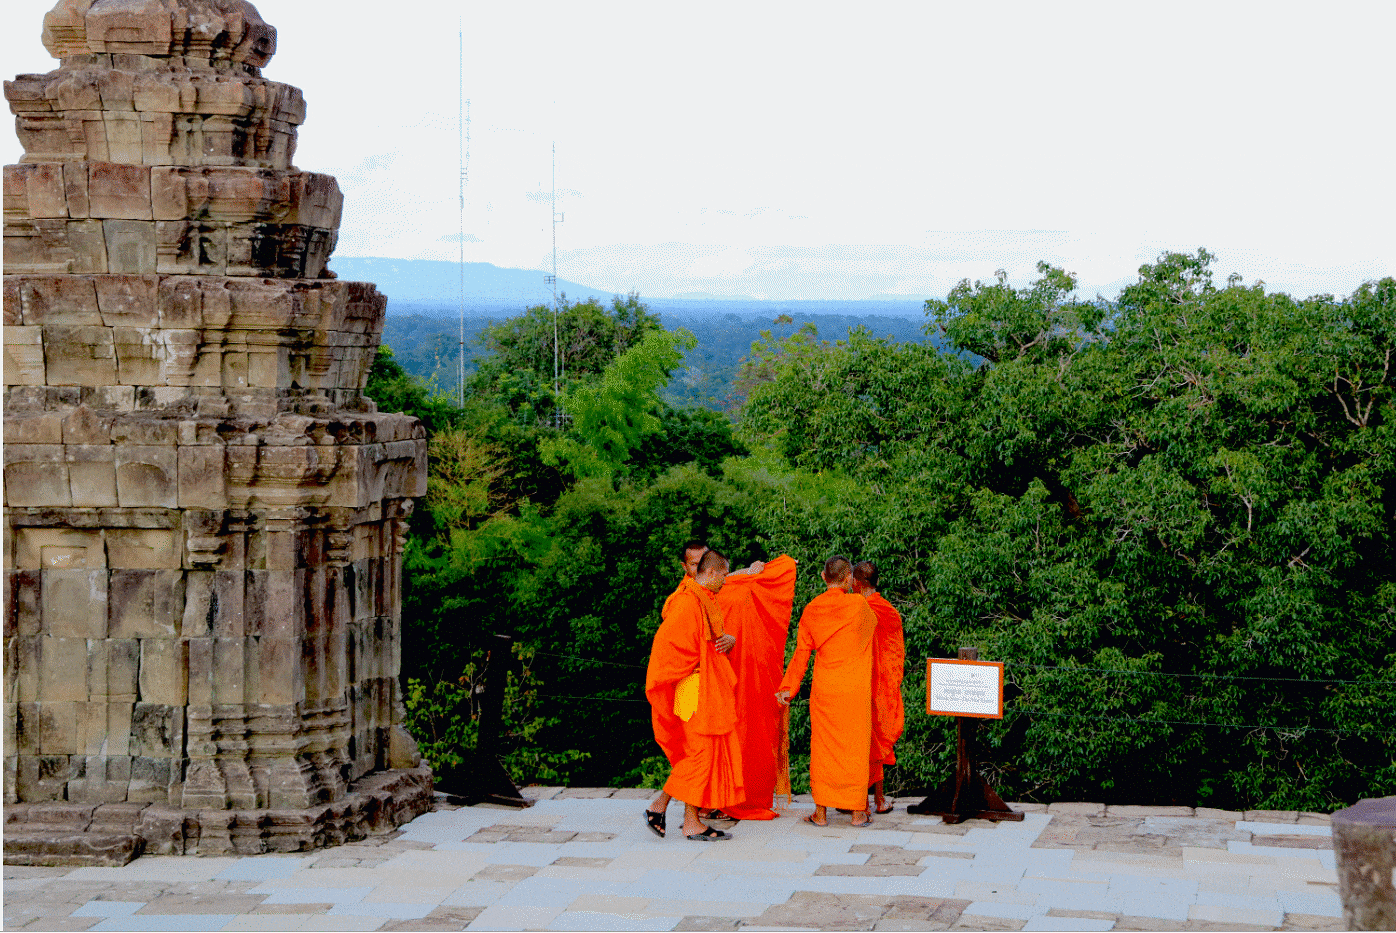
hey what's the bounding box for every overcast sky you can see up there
[4,0,1393,300]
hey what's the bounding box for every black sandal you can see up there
[685,825,732,841]
[645,809,666,838]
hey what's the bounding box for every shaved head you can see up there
[852,560,878,591]
[822,555,852,587]
[696,548,729,594]
[697,549,730,575]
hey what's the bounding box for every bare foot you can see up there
[851,809,871,827]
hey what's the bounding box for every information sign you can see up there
[926,658,1004,719]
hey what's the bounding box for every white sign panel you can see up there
[927,659,1003,718]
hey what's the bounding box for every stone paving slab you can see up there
[2,793,1345,931]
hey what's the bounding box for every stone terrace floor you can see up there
[2,788,1344,932]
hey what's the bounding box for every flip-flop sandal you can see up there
[852,815,872,827]
[685,826,732,841]
[645,809,666,838]
[801,813,828,827]
[875,804,895,814]
[702,809,737,821]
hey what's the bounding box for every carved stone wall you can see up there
[3,0,431,863]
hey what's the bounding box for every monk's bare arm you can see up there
[776,621,815,705]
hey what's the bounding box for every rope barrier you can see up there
[525,690,1392,737]
[533,650,647,671]
[1005,707,1396,738]
[1002,663,1396,687]
[486,644,1396,688]
[535,693,649,704]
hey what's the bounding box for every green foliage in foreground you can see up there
[372,255,1396,810]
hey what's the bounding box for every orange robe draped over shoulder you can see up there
[645,578,744,809]
[716,555,798,819]
[778,587,877,810]
[865,591,906,786]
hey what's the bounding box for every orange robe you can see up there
[865,591,906,786]
[778,587,877,810]
[716,555,798,819]
[645,577,744,809]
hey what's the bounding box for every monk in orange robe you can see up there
[644,549,743,840]
[853,559,905,814]
[651,541,766,825]
[717,554,798,820]
[777,555,877,826]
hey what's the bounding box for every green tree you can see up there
[737,251,1396,810]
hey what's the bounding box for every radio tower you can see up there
[546,143,565,425]
[457,26,470,407]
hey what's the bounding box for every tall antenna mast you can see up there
[545,143,565,412]
[457,26,470,407]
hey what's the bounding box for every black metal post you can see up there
[433,632,531,808]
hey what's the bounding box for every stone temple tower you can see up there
[3,0,432,863]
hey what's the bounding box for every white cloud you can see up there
[4,0,1390,298]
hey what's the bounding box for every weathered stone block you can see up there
[177,445,227,509]
[88,163,153,220]
[113,445,177,508]
[43,324,118,385]
[255,638,303,704]
[16,755,78,801]
[102,219,157,274]
[40,568,107,637]
[65,445,119,507]
[95,275,159,325]
[37,700,79,754]
[3,325,47,385]
[38,636,89,701]
[106,528,179,569]
[3,276,21,325]
[138,638,187,705]
[62,405,112,444]
[63,161,90,217]
[112,327,163,384]
[3,411,65,444]
[106,639,140,699]
[4,164,67,220]
[9,637,42,700]
[4,444,71,507]
[212,637,247,704]
[13,703,37,755]
[130,703,182,758]
[108,569,182,638]
[128,754,174,804]
[17,275,101,324]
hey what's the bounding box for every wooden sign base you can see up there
[908,715,1023,824]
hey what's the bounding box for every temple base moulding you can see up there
[2,765,432,867]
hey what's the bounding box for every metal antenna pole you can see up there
[457,26,469,407]
[551,142,558,399]
[553,144,564,390]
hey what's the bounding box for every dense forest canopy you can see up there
[369,250,1396,810]
[378,301,933,411]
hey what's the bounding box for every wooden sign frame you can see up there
[926,658,1004,719]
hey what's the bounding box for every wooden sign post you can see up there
[906,647,1024,824]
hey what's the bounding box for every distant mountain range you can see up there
[329,257,930,320]
[328,257,612,304]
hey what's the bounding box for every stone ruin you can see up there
[2,0,432,864]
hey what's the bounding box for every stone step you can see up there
[2,829,142,867]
